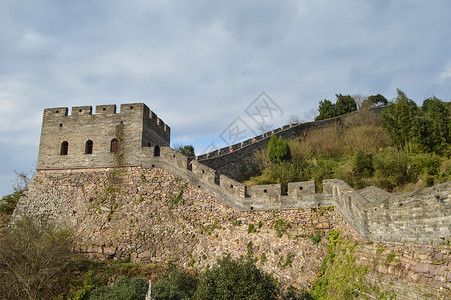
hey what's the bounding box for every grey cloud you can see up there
[1,0,451,195]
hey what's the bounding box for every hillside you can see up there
[246,103,451,194]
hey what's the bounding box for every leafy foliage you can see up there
[335,94,357,116]
[372,148,412,191]
[89,277,148,300]
[154,268,198,300]
[174,144,195,157]
[267,135,291,163]
[316,99,337,121]
[361,94,388,109]
[315,94,357,121]
[352,150,373,177]
[0,218,75,300]
[193,255,279,300]
[0,191,21,215]
[382,90,450,156]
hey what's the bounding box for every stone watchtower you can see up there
[36,103,170,169]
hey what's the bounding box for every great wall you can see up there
[12,103,451,298]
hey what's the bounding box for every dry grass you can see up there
[290,113,391,159]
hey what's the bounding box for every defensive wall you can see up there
[146,146,451,246]
[196,106,385,181]
[13,161,451,297]
[32,103,450,246]
[12,102,451,296]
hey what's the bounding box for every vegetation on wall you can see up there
[311,230,396,299]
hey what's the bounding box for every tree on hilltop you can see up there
[315,94,357,121]
[361,94,388,109]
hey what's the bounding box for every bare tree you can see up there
[287,114,302,125]
[352,94,368,110]
[255,122,274,134]
[303,108,319,122]
[0,218,75,300]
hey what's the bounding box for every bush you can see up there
[267,135,291,163]
[89,277,148,300]
[0,218,75,300]
[194,255,279,300]
[373,148,412,191]
[352,150,373,177]
[154,268,198,300]
[0,191,21,216]
[175,145,195,157]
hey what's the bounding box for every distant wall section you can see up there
[197,107,384,181]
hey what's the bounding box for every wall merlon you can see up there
[149,110,157,120]
[219,175,247,198]
[120,103,145,114]
[95,105,117,114]
[288,181,316,198]
[72,106,93,116]
[160,147,188,169]
[250,184,282,199]
[192,161,217,184]
[44,107,69,117]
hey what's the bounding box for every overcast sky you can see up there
[1,0,451,196]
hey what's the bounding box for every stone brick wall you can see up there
[13,167,335,291]
[357,242,451,299]
[324,179,451,245]
[13,166,451,297]
[37,103,170,170]
[367,182,451,245]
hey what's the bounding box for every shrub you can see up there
[153,268,198,300]
[373,148,412,191]
[352,150,373,177]
[267,135,291,163]
[194,255,278,300]
[0,191,21,215]
[0,218,75,300]
[89,277,148,300]
[410,153,440,176]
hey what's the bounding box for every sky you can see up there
[1,0,451,196]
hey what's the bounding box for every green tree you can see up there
[267,135,291,163]
[174,144,195,157]
[154,268,198,300]
[335,94,357,115]
[381,89,420,151]
[0,191,21,216]
[315,99,337,121]
[419,97,450,156]
[361,94,388,109]
[194,255,278,300]
[89,277,148,300]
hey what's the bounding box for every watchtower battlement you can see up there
[37,103,170,169]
